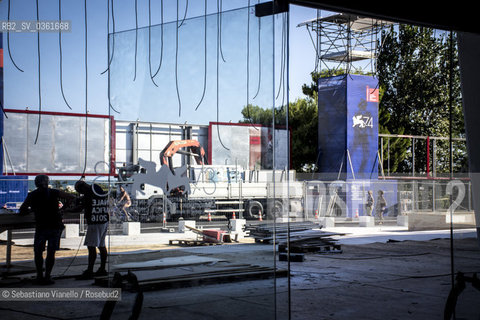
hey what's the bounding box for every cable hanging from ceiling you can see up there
[194,0,208,111]
[216,0,229,151]
[175,0,182,117]
[276,13,287,102]
[252,0,262,100]
[7,0,24,73]
[133,0,138,81]
[59,0,72,110]
[148,0,159,87]
[244,1,258,130]
[178,0,188,28]
[33,0,42,145]
[151,0,164,80]
[101,0,115,75]
[104,0,120,114]
[219,0,226,63]
[81,0,89,175]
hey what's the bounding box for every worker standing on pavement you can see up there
[19,175,75,285]
[365,190,374,216]
[75,179,109,279]
[376,190,387,224]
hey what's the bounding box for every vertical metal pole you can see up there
[432,180,436,212]
[426,136,430,178]
[150,123,153,162]
[412,138,415,177]
[380,136,384,169]
[6,229,12,269]
[387,138,390,176]
[132,122,138,164]
[433,139,437,177]
[448,30,455,303]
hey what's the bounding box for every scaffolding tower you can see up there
[297,12,394,75]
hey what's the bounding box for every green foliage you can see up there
[377,25,466,174]
[240,98,318,172]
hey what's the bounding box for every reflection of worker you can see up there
[19,175,75,285]
[365,190,374,216]
[119,186,132,221]
[75,180,109,279]
[376,190,387,224]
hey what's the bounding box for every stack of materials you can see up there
[95,259,288,292]
[245,221,344,256]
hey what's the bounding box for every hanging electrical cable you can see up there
[151,0,164,79]
[279,13,287,112]
[133,0,138,81]
[219,0,226,62]
[148,0,159,87]
[178,0,188,28]
[244,0,257,130]
[276,13,286,100]
[194,0,207,111]
[59,0,72,110]
[104,0,120,114]
[216,0,229,151]
[33,0,42,145]
[175,0,182,117]
[7,0,24,73]
[252,2,261,100]
[101,0,115,75]
[81,0,89,176]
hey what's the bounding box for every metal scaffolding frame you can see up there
[297,12,393,75]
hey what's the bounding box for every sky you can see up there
[0,0,324,124]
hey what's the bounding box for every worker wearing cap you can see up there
[20,174,75,285]
[75,180,109,279]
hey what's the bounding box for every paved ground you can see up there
[0,224,479,320]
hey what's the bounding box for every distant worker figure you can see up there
[119,186,133,221]
[376,190,387,224]
[19,175,75,285]
[75,180,109,279]
[365,190,374,216]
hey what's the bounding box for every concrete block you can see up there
[359,216,375,227]
[397,215,408,226]
[122,222,141,235]
[319,217,335,228]
[0,231,7,241]
[230,231,244,240]
[230,219,246,232]
[178,220,196,233]
[409,212,476,231]
[62,224,79,238]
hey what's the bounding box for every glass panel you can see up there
[289,10,476,319]
[107,5,287,319]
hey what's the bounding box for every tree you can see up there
[377,25,465,174]
[240,99,318,172]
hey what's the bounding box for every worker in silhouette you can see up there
[20,175,75,285]
[75,179,109,279]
